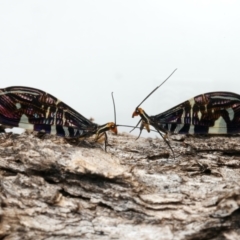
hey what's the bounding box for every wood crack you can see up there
[0,132,240,239]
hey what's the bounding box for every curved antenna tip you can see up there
[136,68,177,108]
[111,92,117,124]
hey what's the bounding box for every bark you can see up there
[0,130,240,240]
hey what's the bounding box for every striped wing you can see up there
[0,86,98,137]
[151,92,240,134]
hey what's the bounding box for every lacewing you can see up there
[0,86,118,150]
[132,69,240,156]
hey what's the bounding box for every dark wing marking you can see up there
[0,86,98,137]
[151,92,240,134]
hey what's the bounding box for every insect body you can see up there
[0,86,117,148]
[132,91,240,136]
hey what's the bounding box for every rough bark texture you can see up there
[0,130,240,240]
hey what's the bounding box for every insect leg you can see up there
[156,129,175,159]
[94,132,109,152]
[130,119,142,133]
[135,128,143,140]
[136,120,150,140]
[104,132,108,152]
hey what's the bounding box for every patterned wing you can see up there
[151,92,240,134]
[0,86,98,137]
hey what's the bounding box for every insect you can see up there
[132,70,240,155]
[0,86,117,150]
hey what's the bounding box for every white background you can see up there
[1,0,240,137]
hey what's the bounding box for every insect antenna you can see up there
[116,124,159,133]
[111,92,116,124]
[136,68,177,108]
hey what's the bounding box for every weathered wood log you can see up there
[0,131,240,240]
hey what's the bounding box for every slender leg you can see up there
[130,119,142,133]
[156,129,175,159]
[95,132,111,152]
[104,132,108,152]
[136,128,143,140]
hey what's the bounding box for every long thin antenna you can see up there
[116,124,159,133]
[111,92,116,124]
[136,68,177,108]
